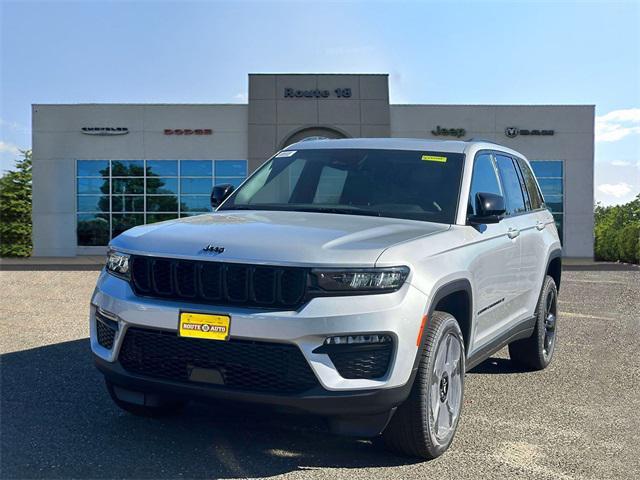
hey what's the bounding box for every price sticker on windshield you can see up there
[421,155,448,163]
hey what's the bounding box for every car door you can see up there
[493,154,531,323]
[466,152,521,352]
[515,156,550,317]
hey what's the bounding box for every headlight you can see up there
[311,266,409,294]
[106,250,131,279]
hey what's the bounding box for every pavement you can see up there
[1,268,639,479]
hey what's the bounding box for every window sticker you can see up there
[276,150,296,158]
[421,155,447,163]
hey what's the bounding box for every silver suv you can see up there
[91,138,561,459]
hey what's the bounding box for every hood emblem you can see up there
[202,244,225,254]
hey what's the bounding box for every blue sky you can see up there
[1,0,638,205]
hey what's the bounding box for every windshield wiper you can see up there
[290,207,382,217]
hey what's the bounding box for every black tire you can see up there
[382,311,465,459]
[508,275,558,370]
[106,380,185,418]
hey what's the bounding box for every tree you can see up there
[594,194,640,264]
[0,149,32,257]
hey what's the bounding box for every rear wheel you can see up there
[382,311,465,459]
[509,275,558,370]
[106,380,185,417]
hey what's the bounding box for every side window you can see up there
[468,153,502,215]
[495,155,526,215]
[516,158,543,210]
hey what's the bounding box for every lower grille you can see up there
[118,327,319,394]
[96,315,117,349]
[329,344,393,379]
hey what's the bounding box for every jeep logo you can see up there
[431,125,466,138]
[202,244,225,254]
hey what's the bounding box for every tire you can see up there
[508,275,558,370]
[382,311,465,459]
[106,380,185,418]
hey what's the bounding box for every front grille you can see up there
[329,344,393,379]
[130,255,308,309]
[96,315,117,349]
[119,327,319,394]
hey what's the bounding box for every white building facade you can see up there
[32,74,594,257]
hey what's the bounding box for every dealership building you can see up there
[32,73,595,258]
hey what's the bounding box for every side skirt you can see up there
[465,316,536,371]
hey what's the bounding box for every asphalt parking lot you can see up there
[1,267,639,479]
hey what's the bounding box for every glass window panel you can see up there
[313,167,348,203]
[180,195,211,212]
[495,155,526,215]
[77,178,109,195]
[180,212,200,217]
[112,214,144,238]
[553,214,563,243]
[112,178,144,195]
[111,160,145,176]
[538,178,563,196]
[181,177,212,194]
[469,153,502,215]
[215,160,247,177]
[77,160,109,177]
[147,213,179,224]
[215,177,244,189]
[543,194,563,214]
[531,161,563,178]
[516,158,544,210]
[147,177,178,194]
[147,195,178,212]
[77,214,110,246]
[180,160,212,177]
[112,195,145,212]
[77,195,109,212]
[146,160,178,177]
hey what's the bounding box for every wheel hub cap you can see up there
[429,332,463,446]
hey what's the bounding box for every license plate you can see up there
[179,312,230,341]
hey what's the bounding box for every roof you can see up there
[286,137,484,154]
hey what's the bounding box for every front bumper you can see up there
[90,269,427,400]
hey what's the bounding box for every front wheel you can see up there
[382,311,465,459]
[509,275,558,370]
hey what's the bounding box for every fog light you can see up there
[324,334,392,345]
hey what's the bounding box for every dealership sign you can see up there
[505,127,554,138]
[81,127,128,136]
[284,88,352,98]
[431,125,466,138]
[164,129,212,135]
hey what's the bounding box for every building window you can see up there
[530,160,564,242]
[76,159,247,246]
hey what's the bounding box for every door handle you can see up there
[507,228,520,239]
[536,221,546,231]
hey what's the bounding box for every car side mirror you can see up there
[468,192,506,225]
[211,184,235,209]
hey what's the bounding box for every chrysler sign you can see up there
[81,127,128,136]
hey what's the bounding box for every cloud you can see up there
[597,182,634,198]
[232,92,248,103]
[595,108,640,142]
[611,160,632,167]
[0,141,21,155]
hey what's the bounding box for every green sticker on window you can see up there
[422,155,447,163]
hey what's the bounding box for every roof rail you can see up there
[466,137,502,144]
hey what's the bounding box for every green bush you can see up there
[0,150,32,257]
[594,194,640,264]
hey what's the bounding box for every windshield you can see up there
[220,148,465,224]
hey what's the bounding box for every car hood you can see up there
[110,210,449,267]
